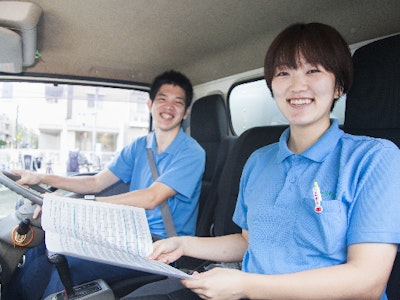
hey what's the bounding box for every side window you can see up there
[228,78,346,136]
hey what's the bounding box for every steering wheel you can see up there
[0,171,52,205]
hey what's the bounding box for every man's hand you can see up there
[12,169,42,186]
[148,237,184,265]
[32,204,42,219]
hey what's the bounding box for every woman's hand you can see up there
[181,267,246,300]
[148,236,185,264]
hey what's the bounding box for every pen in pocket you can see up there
[313,181,323,213]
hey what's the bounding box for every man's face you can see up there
[148,84,189,132]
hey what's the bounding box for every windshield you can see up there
[0,78,150,216]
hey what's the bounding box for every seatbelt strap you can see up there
[146,133,177,237]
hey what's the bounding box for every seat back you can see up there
[344,34,400,145]
[189,94,235,236]
[344,34,400,300]
[190,94,229,195]
[212,125,287,236]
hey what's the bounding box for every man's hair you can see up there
[149,70,193,109]
[264,23,353,99]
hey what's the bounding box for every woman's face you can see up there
[271,56,341,130]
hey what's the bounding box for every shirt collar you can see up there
[278,119,344,163]
[147,128,185,155]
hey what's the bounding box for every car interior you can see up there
[0,1,399,299]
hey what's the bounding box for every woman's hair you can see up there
[264,23,353,99]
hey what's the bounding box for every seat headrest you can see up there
[190,94,228,142]
[344,34,400,129]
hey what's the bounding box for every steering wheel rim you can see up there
[0,171,44,205]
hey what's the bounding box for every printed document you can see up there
[41,194,191,279]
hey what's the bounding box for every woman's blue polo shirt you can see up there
[233,120,400,277]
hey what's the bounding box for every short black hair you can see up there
[149,70,193,109]
[264,23,353,97]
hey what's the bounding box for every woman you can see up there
[124,23,400,300]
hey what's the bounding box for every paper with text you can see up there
[41,194,191,279]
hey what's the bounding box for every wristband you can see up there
[84,195,96,201]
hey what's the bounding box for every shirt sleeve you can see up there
[232,151,259,231]
[107,139,141,183]
[347,139,400,245]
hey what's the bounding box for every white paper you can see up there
[41,194,191,279]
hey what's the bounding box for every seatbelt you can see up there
[146,133,177,238]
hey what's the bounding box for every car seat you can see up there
[190,94,232,232]
[189,94,235,237]
[344,33,400,300]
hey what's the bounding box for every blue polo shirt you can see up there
[233,120,400,278]
[108,128,205,238]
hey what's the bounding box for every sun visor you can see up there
[0,27,22,73]
[0,1,42,72]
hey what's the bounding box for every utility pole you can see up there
[15,104,19,148]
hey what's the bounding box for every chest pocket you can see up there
[294,198,347,257]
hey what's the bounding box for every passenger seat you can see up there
[189,94,234,237]
[344,34,400,300]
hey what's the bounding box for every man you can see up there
[7,70,206,299]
